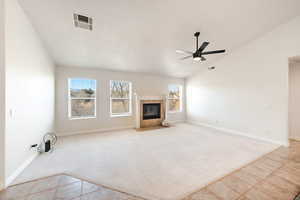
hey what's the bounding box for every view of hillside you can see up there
[71,99,95,118]
[70,79,96,118]
[71,88,95,98]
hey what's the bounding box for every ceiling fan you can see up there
[176,32,226,61]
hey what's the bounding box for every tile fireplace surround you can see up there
[140,100,164,128]
[134,95,167,129]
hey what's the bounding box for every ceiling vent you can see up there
[73,14,93,31]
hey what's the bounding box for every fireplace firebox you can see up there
[143,103,161,120]
[139,99,164,128]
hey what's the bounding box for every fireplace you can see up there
[138,99,165,128]
[143,103,161,120]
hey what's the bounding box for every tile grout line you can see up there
[4,174,62,198]
[269,163,300,189]
[4,174,107,200]
[220,173,255,196]
[8,173,63,188]
[235,164,286,199]
[3,172,149,200]
[180,146,283,200]
[15,174,81,199]
[63,173,149,200]
[233,151,300,199]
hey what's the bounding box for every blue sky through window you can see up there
[168,85,180,93]
[70,79,96,90]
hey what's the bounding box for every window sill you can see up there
[69,116,96,120]
[110,113,132,118]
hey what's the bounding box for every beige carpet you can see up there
[14,123,278,200]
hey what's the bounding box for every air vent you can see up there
[73,14,93,30]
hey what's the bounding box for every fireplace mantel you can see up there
[139,96,164,100]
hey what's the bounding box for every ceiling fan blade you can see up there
[197,42,209,53]
[201,56,206,61]
[202,50,226,55]
[180,55,193,60]
[176,50,193,55]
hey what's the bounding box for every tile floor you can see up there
[1,140,300,200]
[0,174,144,200]
[184,140,300,200]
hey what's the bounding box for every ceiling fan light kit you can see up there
[193,57,201,61]
[176,32,226,62]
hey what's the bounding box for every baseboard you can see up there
[5,153,38,187]
[57,121,187,137]
[57,125,136,137]
[188,121,288,146]
[169,120,186,124]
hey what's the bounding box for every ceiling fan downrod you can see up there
[194,32,200,51]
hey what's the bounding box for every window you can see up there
[110,80,132,117]
[168,84,182,112]
[68,78,96,119]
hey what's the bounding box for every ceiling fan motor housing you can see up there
[193,52,201,58]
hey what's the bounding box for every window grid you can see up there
[110,80,132,117]
[68,78,97,120]
[168,85,182,113]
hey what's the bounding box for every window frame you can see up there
[168,84,182,113]
[110,80,132,117]
[68,78,97,120]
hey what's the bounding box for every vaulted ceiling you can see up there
[20,0,300,77]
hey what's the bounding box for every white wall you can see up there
[56,67,186,135]
[186,16,300,146]
[4,0,55,184]
[0,0,5,190]
[289,61,300,140]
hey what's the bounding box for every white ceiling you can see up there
[19,0,300,77]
